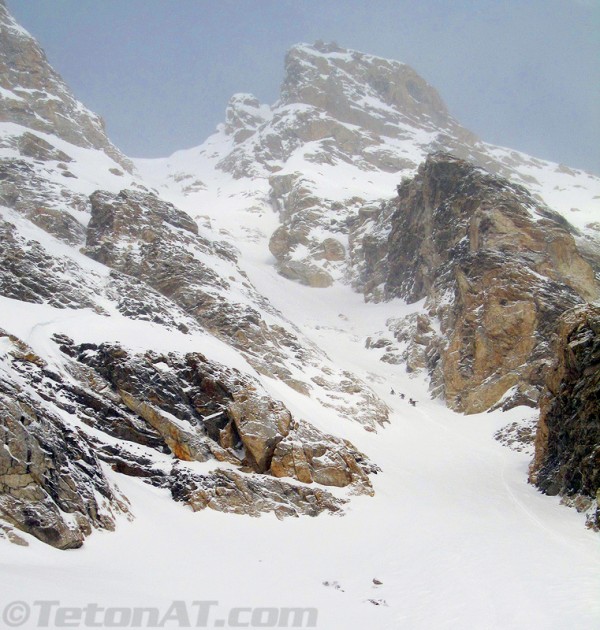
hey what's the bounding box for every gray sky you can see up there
[7,0,600,174]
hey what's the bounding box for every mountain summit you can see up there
[0,10,599,627]
[140,41,599,291]
[280,41,465,137]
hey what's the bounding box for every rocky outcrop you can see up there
[228,395,292,472]
[267,175,354,288]
[70,340,374,490]
[16,131,72,162]
[0,327,377,546]
[85,188,317,386]
[0,158,89,245]
[356,153,598,413]
[224,93,271,144]
[170,467,345,518]
[385,155,597,304]
[347,202,394,300]
[0,332,127,549]
[383,313,443,382]
[0,2,132,171]
[84,188,389,429]
[0,390,125,549]
[0,218,99,309]
[529,305,600,527]
[271,420,378,493]
[280,41,465,139]
[0,214,204,333]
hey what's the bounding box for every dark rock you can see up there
[529,304,600,527]
[0,219,99,308]
[0,347,127,548]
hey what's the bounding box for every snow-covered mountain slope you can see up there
[0,4,599,627]
[0,6,394,552]
[134,40,599,419]
[0,0,131,171]
[136,41,600,290]
[2,280,600,629]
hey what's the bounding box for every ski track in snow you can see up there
[1,237,599,629]
[0,103,599,628]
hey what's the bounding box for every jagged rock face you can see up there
[529,305,600,527]
[0,332,127,549]
[224,93,271,144]
[170,467,345,518]
[0,218,100,309]
[357,153,598,413]
[280,41,462,138]
[0,2,131,171]
[0,328,376,547]
[266,172,361,288]
[85,188,389,428]
[0,213,204,333]
[347,202,395,299]
[0,391,123,549]
[385,155,597,303]
[70,341,374,488]
[0,159,89,245]
[71,342,239,464]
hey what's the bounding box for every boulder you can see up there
[228,395,292,472]
[270,420,376,494]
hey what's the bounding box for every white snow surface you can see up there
[1,233,599,629]
[1,45,599,629]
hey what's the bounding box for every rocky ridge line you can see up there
[0,1,132,171]
[354,153,598,413]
